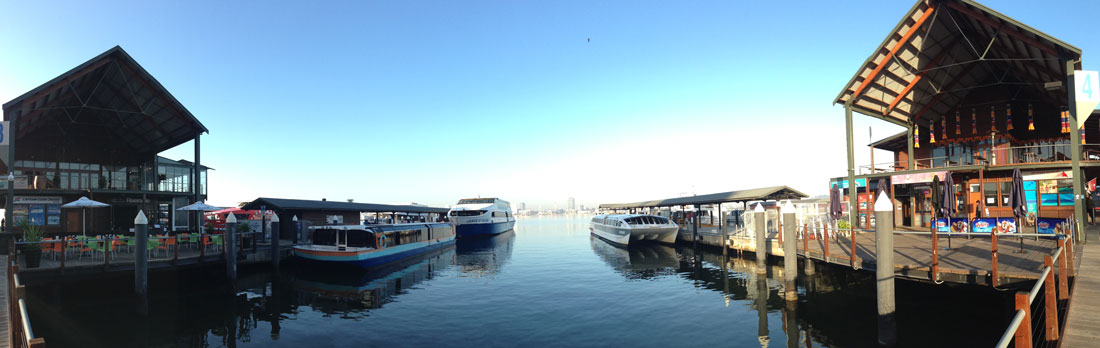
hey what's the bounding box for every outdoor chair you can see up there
[147,237,162,258]
[73,236,93,260]
[156,235,176,256]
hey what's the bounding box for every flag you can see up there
[1089,178,1096,192]
[990,105,997,132]
[930,123,936,144]
[915,126,920,148]
[1028,104,1035,131]
[1006,104,1013,131]
[955,110,961,135]
[941,117,947,140]
[971,108,977,135]
[1062,111,1070,134]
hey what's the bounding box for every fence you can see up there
[994,230,1075,348]
[10,231,264,273]
[7,243,45,348]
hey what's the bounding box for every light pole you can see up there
[6,172,13,231]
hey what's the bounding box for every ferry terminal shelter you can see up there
[833,0,1099,238]
[1,46,209,248]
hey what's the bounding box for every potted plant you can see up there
[15,219,44,268]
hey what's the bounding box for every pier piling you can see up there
[134,210,148,296]
[271,214,281,271]
[225,213,238,284]
[874,191,896,346]
[782,200,797,301]
[754,204,766,274]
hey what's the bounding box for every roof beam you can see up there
[885,37,961,116]
[852,6,936,99]
[910,59,981,122]
[945,1,1057,56]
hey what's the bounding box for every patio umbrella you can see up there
[1009,168,1027,253]
[876,178,889,198]
[942,173,957,249]
[176,201,224,234]
[829,185,843,221]
[930,175,942,222]
[61,197,110,237]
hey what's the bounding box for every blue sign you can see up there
[934,218,968,232]
[1036,218,1065,235]
[972,218,997,233]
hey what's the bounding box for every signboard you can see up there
[1075,70,1100,128]
[14,196,63,205]
[996,219,1017,234]
[972,218,996,233]
[1036,218,1066,235]
[830,178,866,189]
[891,171,948,185]
[1024,171,1072,181]
[0,120,7,146]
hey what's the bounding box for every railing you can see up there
[8,243,46,348]
[9,230,266,273]
[858,144,1100,174]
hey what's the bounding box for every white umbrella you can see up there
[61,197,110,237]
[176,201,224,234]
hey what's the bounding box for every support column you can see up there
[874,191,896,346]
[754,203,766,274]
[134,210,149,296]
[193,132,202,232]
[293,215,300,244]
[907,122,915,170]
[782,200,797,301]
[756,274,770,347]
[225,212,238,284]
[4,113,15,250]
[692,204,699,244]
[270,213,281,271]
[1067,60,1085,240]
[845,101,859,247]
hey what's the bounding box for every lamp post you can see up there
[6,172,13,234]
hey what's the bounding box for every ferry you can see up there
[293,223,456,268]
[589,214,678,246]
[449,198,516,237]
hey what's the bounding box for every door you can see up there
[66,211,81,234]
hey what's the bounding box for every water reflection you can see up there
[589,236,679,280]
[455,230,515,277]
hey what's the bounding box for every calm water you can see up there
[28,216,1014,347]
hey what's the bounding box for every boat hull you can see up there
[455,221,515,238]
[294,236,456,269]
[590,225,677,247]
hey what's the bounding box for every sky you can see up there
[1,0,1098,209]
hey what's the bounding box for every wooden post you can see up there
[1043,255,1059,341]
[824,224,830,261]
[1066,236,1075,277]
[754,204,766,274]
[173,234,179,264]
[778,211,784,244]
[782,201,797,301]
[803,223,809,255]
[271,214,281,271]
[225,213,238,284]
[1014,291,1032,348]
[992,224,1000,287]
[874,192,896,346]
[1057,239,1069,300]
[134,211,148,296]
[932,220,940,282]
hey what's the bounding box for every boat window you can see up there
[458,198,496,204]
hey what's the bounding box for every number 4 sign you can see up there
[1076,70,1100,128]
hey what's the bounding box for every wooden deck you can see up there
[685,227,1062,286]
[0,256,9,348]
[1062,228,1099,347]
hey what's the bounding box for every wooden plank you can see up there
[1061,229,1100,347]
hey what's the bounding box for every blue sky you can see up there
[2,0,1098,209]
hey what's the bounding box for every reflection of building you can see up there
[3,46,209,236]
[833,1,1097,235]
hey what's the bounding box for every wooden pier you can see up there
[1062,230,1099,347]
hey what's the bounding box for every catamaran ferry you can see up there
[589,214,678,246]
[449,198,515,237]
[293,223,455,268]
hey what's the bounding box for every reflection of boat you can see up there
[589,214,678,246]
[449,198,516,237]
[294,223,455,268]
[456,230,515,277]
[589,235,679,279]
[293,247,456,311]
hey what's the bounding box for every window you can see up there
[1000,182,1012,206]
[970,184,980,193]
[984,183,998,206]
[326,215,344,224]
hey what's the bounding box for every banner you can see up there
[1035,218,1065,235]
[996,219,1017,234]
[891,171,948,185]
[972,218,997,233]
[934,218,969,232]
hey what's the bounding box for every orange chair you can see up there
[156,235,176,255]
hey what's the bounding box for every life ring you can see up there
[378,234,388,248]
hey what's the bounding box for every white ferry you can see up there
[449,198,516,237]
[293,223,456,268]
[589,214,678,246]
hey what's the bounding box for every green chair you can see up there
[147,237,162,258]
[212,235,224,252]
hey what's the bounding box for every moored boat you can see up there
[294,223,455,268]
[449,198,516,237]
[589,214,678,246]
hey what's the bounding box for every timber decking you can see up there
[0,255,9,348]
[1062,229,1099,347]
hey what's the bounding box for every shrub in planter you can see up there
[15,219,44,268]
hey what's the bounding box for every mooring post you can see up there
[754,203,767,274]
[225,212,238,284]
[1014,291,1032,348]
[756,274,770,347]
[782,200,797,301]
[270,213,281,271]
[874,191,896,346]
[292,215,300,245]
[785,300,799,348]
[134,210,148,297]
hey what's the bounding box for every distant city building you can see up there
[518,202,526,210]
[568,197,575,210]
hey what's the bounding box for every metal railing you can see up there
[993,215,1076,348]
[858,143,1100,174]
[10,230,266,272]
[8,242,46,348]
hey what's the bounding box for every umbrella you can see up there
[177,201,224,234]
[876,178,889,199]
[1009,168,1027,253]
[930,175,942,221]
[942,174,957,249]
[61,197,110,237]
[829,185,843,221]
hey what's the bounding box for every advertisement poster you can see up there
[46,204,61,225]
[996,219,1017,234]
[29,204,46,226]
[1035,218,1065,235]
[972,218,997,233]
[936,218,969,232]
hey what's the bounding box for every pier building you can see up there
[1,46,209,244]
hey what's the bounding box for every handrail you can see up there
[19,298,34,342]
[994,310,1026,348]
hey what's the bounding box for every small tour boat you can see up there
[293,223,455,268]
[449,198,516,237]
[589,214,678,246]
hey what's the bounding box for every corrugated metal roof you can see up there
[241,197,449,213]
[834,0,1081,128]
[598,186,808,210]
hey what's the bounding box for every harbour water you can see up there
[27,216,1013,347]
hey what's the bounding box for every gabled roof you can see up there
[598,186,808,210]
[3,46,208,164]
[834,0,1081,127]
[869,130,909,152]
[241,197,449,214]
